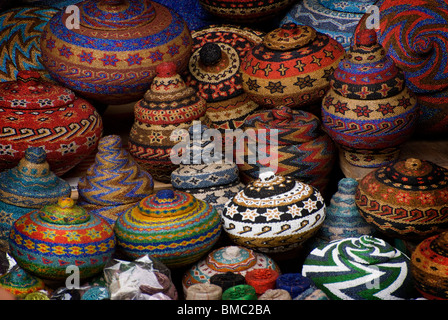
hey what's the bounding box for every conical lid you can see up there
[38,197,90,225]
[330,29,406,100]
[135,62,207,125]
[0,147,71,208]
[0,71,75,109]
[78,135,154,206]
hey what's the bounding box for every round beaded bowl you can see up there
[8,197,116,282]
[0,70,102,176]
[355,158,448,240]
[40,0,193,105]
[240,23,345,109]
[411,231,448,300]
[114,189,222,269]
[221,172,326,253]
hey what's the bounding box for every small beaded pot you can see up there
[0,266,46,299]
[221,172,326,253]
[0,147,71,252]
[77,135,154,225]
[186,25,263,133]
[182,245,281,294]
[185,283,222,300]
[411,231,448,300]
[321,29,418,168]
[281,0,376,50]
[0,6,59,82]
[302,235,416,300]
[114,189,222,269]
[258,289,291,300]
[222,284,257,300]
[240,23,345,110]
[8,197,116,281]
[198,0,296,24]
[0,70,103,176]
[210,271,246,292]
[128,62,209,183]
[237,106,336,194]
[245,268,279,295]
[355,158,448,240]
[275,273,314,299]
[40,0,193,105]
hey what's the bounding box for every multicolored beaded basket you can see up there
[0,6,59,82]
[0,265,46,299]
[281,0,376,50]
[237,106,336,194]
[186,25,263,133]
[355,158,448,240]
[182,245,281,295]
[8,197,116,281]
[40,0,193,105]
[322,29,418,168]
[77,135,154,225]
[221,172,326,253]
[0,70,103,176]
[240,22,345,109]
[114,189,222,269]
[411,231,448,300]
[356,0,448,136]
[302,235,416,300]
[0,147,71,252]
[170,124,245,215]
[128,62,209,183]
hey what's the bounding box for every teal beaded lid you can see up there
[0,147,71,208]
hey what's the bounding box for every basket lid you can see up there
[0,71,75,109]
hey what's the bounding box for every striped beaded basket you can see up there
[114,189,222,269]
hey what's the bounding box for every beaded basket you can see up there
[240,23,344,109]
[221,172,326,253]
[0,70,102,176]
[114,189,222,269]
[40,0,193,105]
[8,197,116,281]
[355,158,448,240]
[322,29,418,168]
[182,245,281,295]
